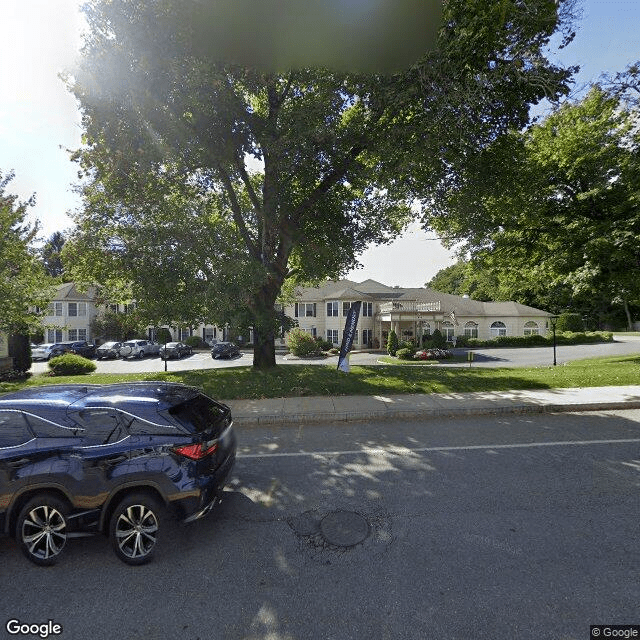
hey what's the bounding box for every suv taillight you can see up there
[173,442,218,460]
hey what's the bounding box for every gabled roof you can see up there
[53,283,97,301]
[293,280,551,317]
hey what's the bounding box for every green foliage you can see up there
[91,309,146,342]
[424,86,640,328]
[156,328,173,345]
[315,337,334,351]
[466,331,612,348]
[396,347,416,360]
[40,231,66,279]
[555,313,583,332]
[48,354,97,376]
[386,330,399,356]
[287,328,322,357]
[426,260,500,301]
[0,171,52,332]
[66,0,577,368]
[185,335,206,348]
[430,329,447,349]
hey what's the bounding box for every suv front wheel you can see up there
[16,495,69,566]
[110,493,163,565]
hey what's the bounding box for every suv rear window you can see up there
[0,411,32,447]
[168,396,226,434]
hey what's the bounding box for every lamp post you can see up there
[550,315,558,366]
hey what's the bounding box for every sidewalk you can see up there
[224,385,640,426]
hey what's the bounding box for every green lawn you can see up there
[2,355,639,399]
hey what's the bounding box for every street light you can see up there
[550,315,558,366]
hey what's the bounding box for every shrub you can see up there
[555,313,584,332]
[156,328,172,345]
[387,330,399,356]
[430,328,447,349]
[396,347,415,360]
[185,335,206,348]
[48,354,97,376]
[287,328,322,357]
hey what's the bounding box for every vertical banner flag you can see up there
[337,301,362,373]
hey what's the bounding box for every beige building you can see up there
[285,279,552,348]
[40,283,99,343]
[36,279,552,348]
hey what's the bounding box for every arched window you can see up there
[464,322,478,338]
[490,321,507,337]
[441,321,455,341]
[524,321,539,336]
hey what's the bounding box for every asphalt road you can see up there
[3,409,640,640]
[28,335,640,375]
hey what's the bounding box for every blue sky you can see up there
[1,0,638,287]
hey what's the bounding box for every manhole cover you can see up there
[319,510,370,547]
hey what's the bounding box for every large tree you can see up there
[424,86,640,328]
[0,171,50,333]
[40,231,66,279]
[66,0,578,368]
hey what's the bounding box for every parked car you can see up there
[211,341,241,359]
[0,382,236,566]
[119,340,161,359]
[49,341,96,359]
[95,341,123,360]
[31,343,61,361]
[159,342,192,360]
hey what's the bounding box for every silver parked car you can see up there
[31,343,60,361]
[119,340,161,359]
[96,341,123,359]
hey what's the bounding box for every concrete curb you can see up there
[224,386,640,426]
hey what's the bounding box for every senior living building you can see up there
[37,279,552,348]
[285,279,552,348]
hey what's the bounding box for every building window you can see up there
[295,303,316,317]
[362,329,373,347]
[327,301,339,317]
[327,329,339,345]
[524,321,540,336]
[47,329,63,343]
[490,321,507,337]
[204,327,215,343]
[179,327,191,340]
[441,321,455,341]
[123,303,136,314]
[48,302,63,317]
[68,302,87,317]
[68,329,87,341]
[342,301,354,316]
[362,302,373,317]
[464,322,478,339]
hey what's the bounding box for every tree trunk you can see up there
[623,299,633,331]
[253,325,277,369]
[250,280,282,369]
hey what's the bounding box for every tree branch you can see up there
[216,165,261,262]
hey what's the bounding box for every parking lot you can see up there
[29,335,640,375]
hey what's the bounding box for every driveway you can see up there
[29,335,640,374]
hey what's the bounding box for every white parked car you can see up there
[118,340,161,359]
[31,343,60,361]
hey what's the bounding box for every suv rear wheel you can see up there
[110,493,163,565]
[16,495,69,566]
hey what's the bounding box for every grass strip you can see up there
[2,354,639,400]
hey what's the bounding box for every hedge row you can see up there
[460,331,613,349]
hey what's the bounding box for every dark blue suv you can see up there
[0,382,236,566]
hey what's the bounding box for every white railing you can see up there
[378,301,441,314]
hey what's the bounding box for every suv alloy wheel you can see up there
[16,495,69,566]
[110,493,163,565]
